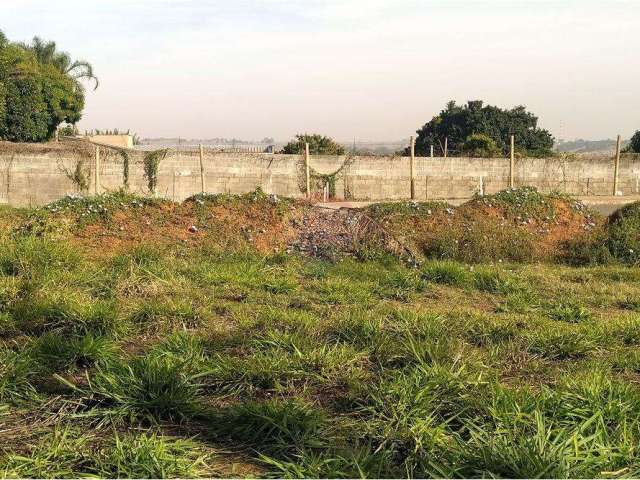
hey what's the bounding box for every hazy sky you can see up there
[3,0,640,141]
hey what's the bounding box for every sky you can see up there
[3,0,640,141]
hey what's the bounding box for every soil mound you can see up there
[17,190,300,256]
[364,187,602,263]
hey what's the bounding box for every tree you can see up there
[625,131,640,153]
[411,100,554,157]
[0,31,86,142]
[18,36,98,91]
[280,133,345,155]
[462,133,500,157]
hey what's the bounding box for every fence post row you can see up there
[509,135,515,189]
[410,136,416,200]
[613,134,621,196]
[305,142,311,198]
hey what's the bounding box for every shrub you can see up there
[280,133,345,155]
[462,133,501,157]
[605,202,640,265]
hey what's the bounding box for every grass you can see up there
[3,195,640,478]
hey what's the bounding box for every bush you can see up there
[462,133,501,157]
[606,202,640,265]
[280,133,345,155]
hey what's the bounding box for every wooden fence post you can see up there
[430,145,434,158]
[94,145,100,195]
[305,142,311,198]
[444,137,448,158]
[509,135,515,189]
[199,144,206,193]
[613,134,621,196]
[410,136,416,199]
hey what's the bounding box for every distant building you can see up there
[89,134,133,149]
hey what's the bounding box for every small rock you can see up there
[188,225,199,233]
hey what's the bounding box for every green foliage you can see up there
[547,302,592,323]
[0,33,87,142]
[4,196,640,476]
[143,149,168,194]
[479,186,555,219]
[462,133,501,157]
[421,260,471,286]
[606,202,640,265]
[625,130,640,153]
[88,354,203,422]
[280,133,345,155]
[411,100,554,157]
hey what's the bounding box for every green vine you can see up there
[299,156,354,198]
[118,149,130,188]
[58,158,90,192]
[143,148,169,194]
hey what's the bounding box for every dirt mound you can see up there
[364,188,602,263]
[17,190,301,256]
[16,187,606,264]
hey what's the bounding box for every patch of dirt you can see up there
[287,207,419,263]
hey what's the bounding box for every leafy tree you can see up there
[462,133,500,157]
[411,100,554,157]
[625,131,640,153]
[280,133,345,155]
[18,36,98,91]
[0,31,86,142]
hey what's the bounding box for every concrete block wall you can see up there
[0,144,639,207]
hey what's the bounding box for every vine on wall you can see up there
[143,149,169,194]
[58,158,91,192]
[298,155,354,199]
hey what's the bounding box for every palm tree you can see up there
[19,36,98,90]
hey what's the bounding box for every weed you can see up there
[547,302,593,323]
[421,260,470,286]
[88,354,203,422]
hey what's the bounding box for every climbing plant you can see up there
[143,148,168,194]
[298,156,354,198]
[58,158,90,192]
[119,149,130,188]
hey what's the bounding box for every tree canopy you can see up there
[0,30,96,142]
[626,131,640,153]
[280,134,345,155]
[411,100,554,157]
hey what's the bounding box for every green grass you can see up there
[4,204,640,477]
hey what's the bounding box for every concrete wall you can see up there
[0,144,639,207]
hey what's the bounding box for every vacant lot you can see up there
[2,189,640,478]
